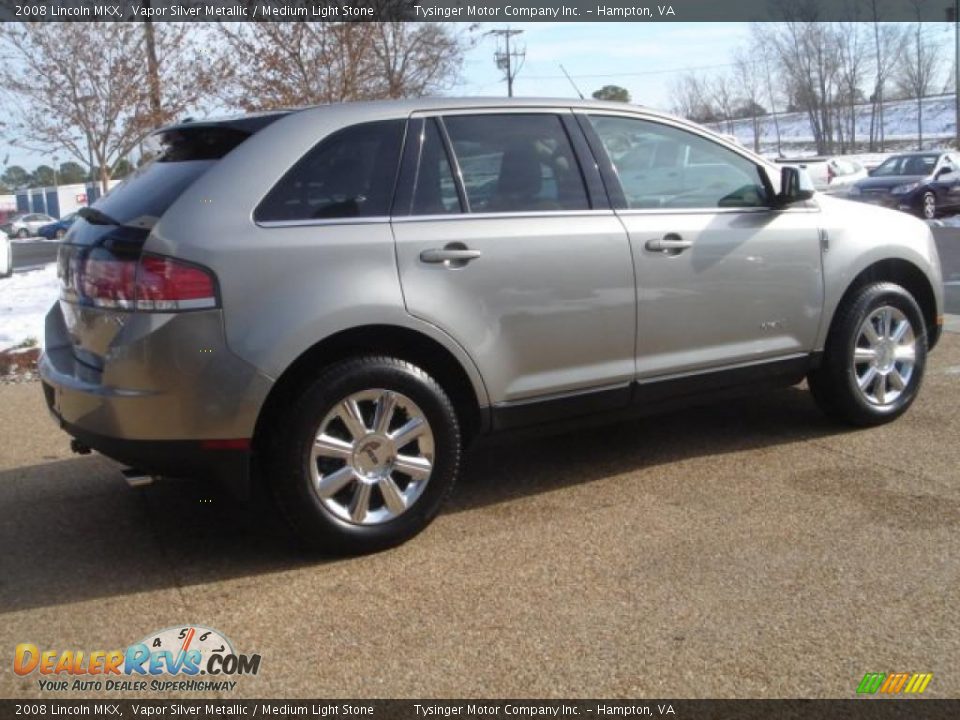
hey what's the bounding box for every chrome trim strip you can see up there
[256,216,391,229]
[391,209,617,223]
[636,353,811,385]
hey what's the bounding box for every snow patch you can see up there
[0,264,59,352]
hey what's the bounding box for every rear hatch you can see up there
[56,114,288,369]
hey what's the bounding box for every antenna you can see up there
[560,65,585,99]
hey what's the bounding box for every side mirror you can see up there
[936,166,952,179]
[775,165,815,207]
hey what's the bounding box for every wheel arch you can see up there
[252,324,488,454]
[827,258,940,351]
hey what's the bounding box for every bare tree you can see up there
[215,22,471,112]
[867,3,906,150]
[895,3,943,149]
[0,22,215,192]
[732,47,764,151]
[709,72,738,135]
[750,24,783,155]
[670,72,716,123]
[834,18,867,152]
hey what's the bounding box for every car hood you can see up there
[856,175,927,190]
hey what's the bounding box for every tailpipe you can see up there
[121,468,157,488]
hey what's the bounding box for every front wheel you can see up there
[808,283,927,426]
[268,356,461,554]
[920,191,937,219]
[16,228,29,239]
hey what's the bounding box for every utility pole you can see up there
[488,28,525,97]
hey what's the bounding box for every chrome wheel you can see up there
[852,305,916,407]
[922,193,936,219]
[309,389,434,525]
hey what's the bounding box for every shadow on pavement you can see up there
[0,385,849,613]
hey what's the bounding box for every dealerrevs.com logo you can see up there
[14,625,261,693]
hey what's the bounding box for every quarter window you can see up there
[255,120,404,223]
[442,114,590,213]
[412,119,462,215]
[588,115,768,209]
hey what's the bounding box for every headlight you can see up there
[891,182,920,195]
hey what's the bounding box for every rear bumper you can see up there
[44,393,251,486]
[39,300,273,484]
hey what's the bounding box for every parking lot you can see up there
[1,325,958,698]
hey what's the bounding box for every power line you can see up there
[523,62,737,81]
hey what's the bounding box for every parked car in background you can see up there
[37,212,77,240]
[0,212,57,239]
[848,151,960,219]
[774,156,868,191]
[0,229,11,278]
[40,99,944,553]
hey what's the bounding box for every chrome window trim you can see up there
[256,216,392,229]
[390,209,618,224]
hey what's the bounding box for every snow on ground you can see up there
[709,94,959,156]
[0,265,58,352]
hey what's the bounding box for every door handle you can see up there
[419,244,482,267]
[644,234,692,253]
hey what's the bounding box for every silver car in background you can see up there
[40,99,944,553]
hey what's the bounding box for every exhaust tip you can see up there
[121,468,156,488]
[70,439,92,455]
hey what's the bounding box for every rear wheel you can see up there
[16,228,29,239]
[268,356,461,554]
[921,191,937,219]
[808,283,927,426]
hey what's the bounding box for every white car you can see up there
[0,229,12,278]
[774,156,868,192]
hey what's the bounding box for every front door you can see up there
[583,113,824,379]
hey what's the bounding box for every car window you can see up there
[412,119,462,215]
[588,115,768,209]
[442,114,590,213]
[255,119,405,223]
[872,155,939,176]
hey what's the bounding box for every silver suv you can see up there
[40,99,944,553]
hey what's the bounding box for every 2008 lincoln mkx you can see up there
[39,98,944,552]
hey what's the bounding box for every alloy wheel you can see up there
[851,305,916,407]
[923,193,936,219]
[309,389,435,525]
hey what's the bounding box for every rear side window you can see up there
[442,114,590,213]
[255,120,405,223]
[412,119,462,215]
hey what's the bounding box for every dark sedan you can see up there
[36,213,77,240]
[848,152,960,219]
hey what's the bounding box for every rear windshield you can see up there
[66,122,277,250]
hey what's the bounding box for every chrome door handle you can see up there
[644,234,692,253]
[419,244,482,266]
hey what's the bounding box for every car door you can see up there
[391,111,636,419]
[580,112,824,380]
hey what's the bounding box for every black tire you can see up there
[55,229,66,239]
[920,191,937,220]
[16,228,29,239]
[267,356,461,554]
[808,282,927,427]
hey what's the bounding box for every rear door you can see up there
[391,110,636,414]
[581,112,824,380]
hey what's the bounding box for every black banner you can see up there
[2,0,960,23]
[1,700,959,720]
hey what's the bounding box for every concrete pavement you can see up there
[1,335,959,699]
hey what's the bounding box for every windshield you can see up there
[871,154,939,177]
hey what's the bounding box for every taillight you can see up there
[60,249,217,311]
[136,255,217,311]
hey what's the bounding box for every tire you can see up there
[55,229,66,239]
[16,228,29,239]
[921,191,937,219]
[808,282,927,427]
[267,356,461,554]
